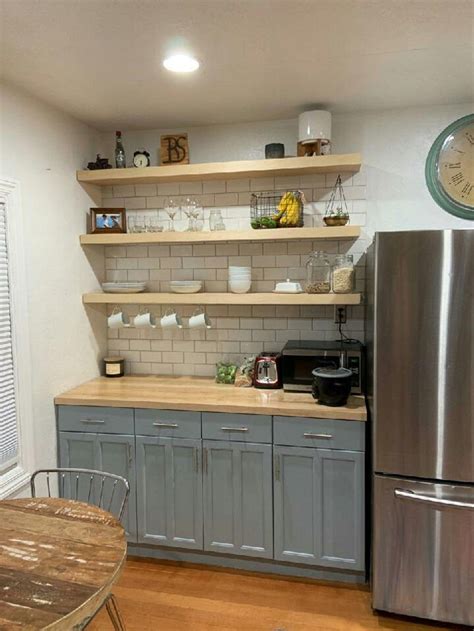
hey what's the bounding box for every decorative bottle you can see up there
[115,131,126,168]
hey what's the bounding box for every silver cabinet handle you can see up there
[153,422,178,428]
[220,427,249,432]
[274,454,281,481]
[395,489,474,511]
[303,432,332,439]
[193,447,199,473]
[203,448,208,474]
[80,419,105,425]
[127,443,133,467]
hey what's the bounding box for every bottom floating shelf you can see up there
[82,292,361,306]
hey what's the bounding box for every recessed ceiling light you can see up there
[163,54,200,73]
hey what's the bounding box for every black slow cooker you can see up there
[312,367,353,407]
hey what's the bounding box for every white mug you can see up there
[134,310,157,328]
[160,309,183,329]
[108,307,130,329]
[189,308,212,329]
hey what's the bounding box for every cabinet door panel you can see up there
[274,446,318,564]
[203,440,273,558]
[58,432,137,541]
[97,434,137,541]
[169,441,202,546]
[274,445,365,570]
[58,432,97,501]
[136,436,203,549]
[138,437,168,544]
[318,449,365,570]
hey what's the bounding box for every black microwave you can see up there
[281,340,365,394]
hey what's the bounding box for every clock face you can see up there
[133,153,149,168]
[426,114,474,220]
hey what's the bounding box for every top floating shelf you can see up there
[76,154,362,186]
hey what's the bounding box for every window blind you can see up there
[0,200,18,469]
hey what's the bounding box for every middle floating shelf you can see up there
[80,226,361,245]
[83,292,361,306]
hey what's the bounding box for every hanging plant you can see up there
[324,174,350,226]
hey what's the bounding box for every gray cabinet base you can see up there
[127,544,366,584]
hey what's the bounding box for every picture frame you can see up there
[89,208,127,234]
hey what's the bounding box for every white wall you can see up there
[0,82,106,488]
[331,104,474,233]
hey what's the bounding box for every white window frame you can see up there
[0,178,34,498]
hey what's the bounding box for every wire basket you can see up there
[250,190,304,229]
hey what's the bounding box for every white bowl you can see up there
[229,280,251,294]
[229,267,251,273]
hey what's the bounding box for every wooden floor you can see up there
[89,558,459,631]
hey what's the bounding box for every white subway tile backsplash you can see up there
[113,185,135,198]
[105,175,367,375]
[203,180,226,194]
[135,184,157,197]
[180,182,203,195]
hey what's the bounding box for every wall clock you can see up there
[425,113,474,220]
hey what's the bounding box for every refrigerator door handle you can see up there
[394,488,474,511]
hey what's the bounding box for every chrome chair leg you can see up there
[105,594,126,631]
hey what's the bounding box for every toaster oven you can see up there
[281,340,364,394]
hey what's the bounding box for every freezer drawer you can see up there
[373,475,474,626]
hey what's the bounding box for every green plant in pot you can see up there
[323,174,350,226]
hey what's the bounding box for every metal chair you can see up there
[30,468,130,630]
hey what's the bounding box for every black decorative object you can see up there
[265,143,285,159]
[133,149,151,168]
[87,154,112,170]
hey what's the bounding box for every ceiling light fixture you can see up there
[163,54,200,73]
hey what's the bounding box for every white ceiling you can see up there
[1,0,473,131]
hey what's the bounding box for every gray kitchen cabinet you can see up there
[135,435,203,550]
[58,431,137,541]
[273,445,364,570]
[203,439,273,559]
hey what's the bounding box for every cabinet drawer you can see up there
[274,416,365,451]
[135,409,201,439]
[57,406,134,434]
[202,412,272,443]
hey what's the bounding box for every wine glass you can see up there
[164,198,179,232]
[182,196,197,231]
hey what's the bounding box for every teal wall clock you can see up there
[425,113,474,220]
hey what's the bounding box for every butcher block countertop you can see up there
[55,376,367,422]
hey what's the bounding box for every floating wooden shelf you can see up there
[80,225,361,246]
[83,292,361,306]
[77,154,362,186]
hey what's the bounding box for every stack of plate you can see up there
[170,280,202,294]
[102,282,147,294]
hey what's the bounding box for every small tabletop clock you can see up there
[133,149,151,168]
[425,114,474,220]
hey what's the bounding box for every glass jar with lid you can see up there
[305,251,331,293]
[209,209,225,231]
[332,254,355,293]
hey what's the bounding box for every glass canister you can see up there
[332,254,355,293]
[305,252,331,293]
[209,209,225,231]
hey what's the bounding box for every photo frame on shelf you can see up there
[89,208,126,234]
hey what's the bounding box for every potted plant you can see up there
[323,174,350,226]
[323,206,350,226]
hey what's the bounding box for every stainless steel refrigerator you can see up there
[367,230,474,626]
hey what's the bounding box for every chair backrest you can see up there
[30,468,130,521]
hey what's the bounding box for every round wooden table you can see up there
[0,497,126,630]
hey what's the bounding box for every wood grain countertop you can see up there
[55,376,367,422]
